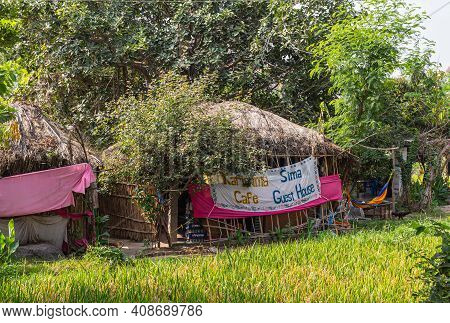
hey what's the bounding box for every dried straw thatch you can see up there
[200,101,348,157]
[0,102,101,177]
[102,101,351,163]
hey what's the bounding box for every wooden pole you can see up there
[206,218,212,241]
[218,219,223,239]
[225,219,230,238]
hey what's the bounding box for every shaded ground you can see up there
[109,237,218,258]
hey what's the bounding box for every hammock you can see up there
[349,174,392,209]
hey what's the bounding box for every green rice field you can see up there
[0,213,447,303]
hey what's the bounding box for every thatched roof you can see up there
[0,102,101,177]
[102,101,350,166]
[200,101,348,157]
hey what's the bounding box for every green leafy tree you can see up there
[10,0,350,146]
[105,73,265,187]
[0,3,25,146]
[0,62,18,146]
[309,0,448,208]
[310,0,428,146]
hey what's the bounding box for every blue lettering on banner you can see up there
[280,168,302,183]
[295,183,315,199]
[273,190,295,204]
[211,157,321,212]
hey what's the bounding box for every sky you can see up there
[406,0,450,69]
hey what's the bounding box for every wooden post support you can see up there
[91,182,99,209]
[218,219,223,239]
[206,218,212,241]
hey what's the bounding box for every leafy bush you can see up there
[432,176,449,206]
[101,73,265,192]
[231,229,251,245]
[0,219,19,264]
[83,246,128,266]
[414,221,449,302]
[100,74,266,245]
[94,212,110,246]
[410,176,449,208]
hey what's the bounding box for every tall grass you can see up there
[0,218,445,303]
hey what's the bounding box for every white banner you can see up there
[211,157,320,212]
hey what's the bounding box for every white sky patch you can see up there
[405,0,450,70]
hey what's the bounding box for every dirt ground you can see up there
[109,237,219,258]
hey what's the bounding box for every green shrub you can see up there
[94,212,110,246]
[414,221,450,302]
[432,176,449,206]
[83,246,128,266]
[0,219,19,264]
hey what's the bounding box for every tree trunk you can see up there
[420,144,449,209]
[167,191,180,246]
[157,191,180,248]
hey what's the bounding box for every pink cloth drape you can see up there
[189,175,342,219]
[0,163,96,218]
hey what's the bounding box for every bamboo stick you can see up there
[218,219,223,239]
[206,218,212,241]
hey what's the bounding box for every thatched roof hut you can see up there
[200,101,348,158]
[0,102,101,177]
[103,101,350,161]
[100,101,353,242]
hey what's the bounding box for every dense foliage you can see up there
[101,73,265,191]
[100,74,266,245]
[0,2,29,148]
[0,4,21,146]
[309,0,449,207]
[414,221,450,302]
[0,220,19,265]
[8,0,351,145]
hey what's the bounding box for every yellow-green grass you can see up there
[0,215,447,303]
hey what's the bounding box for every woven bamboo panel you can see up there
[99,183,157,241]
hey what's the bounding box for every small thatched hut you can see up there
[0,102,100,177]
[0,103,100,254]
[201,101,346,158]
[100,101,353,243]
